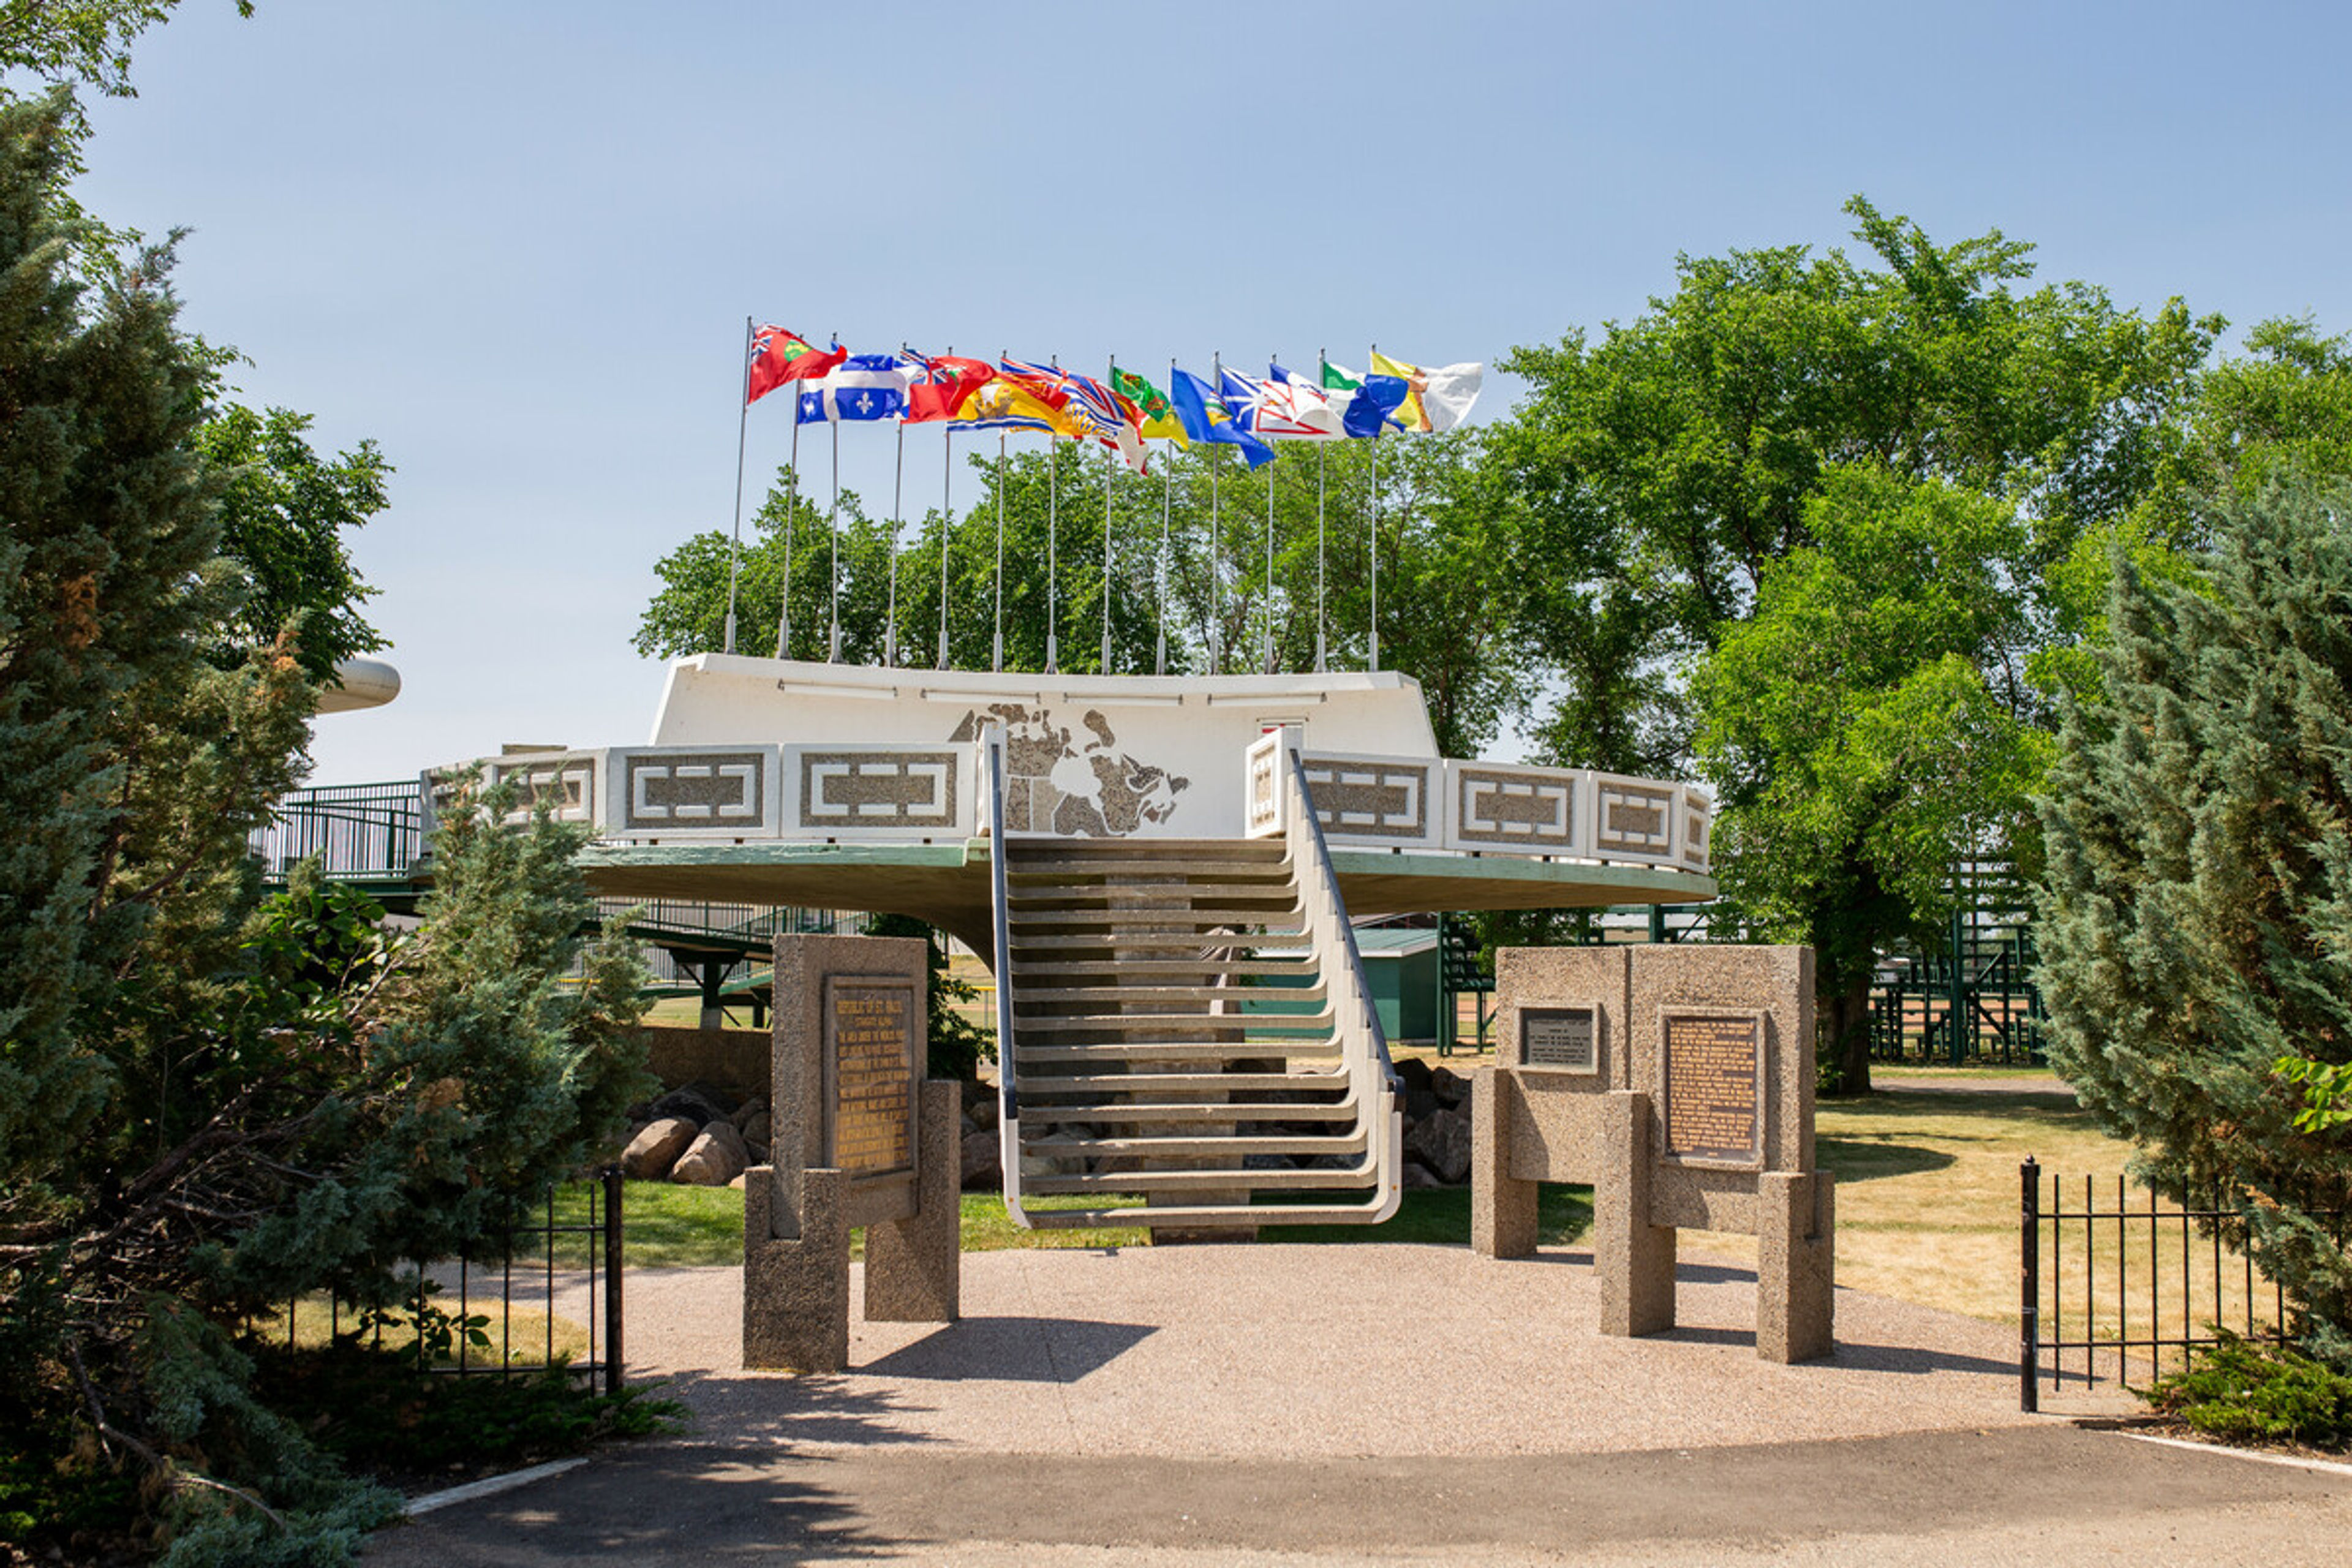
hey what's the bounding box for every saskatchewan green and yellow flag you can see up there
[1112,367,1188,445]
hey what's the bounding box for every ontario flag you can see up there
[745,325,846,405]
[900,350,997,423]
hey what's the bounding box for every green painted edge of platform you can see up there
[1327,848,1716,902]
[575,839,984,871]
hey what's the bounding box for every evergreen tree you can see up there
[2038,478,2352,1362]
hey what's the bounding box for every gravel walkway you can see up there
[624,1241,2035,1458]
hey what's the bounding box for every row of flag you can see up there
[741,327,1483,474]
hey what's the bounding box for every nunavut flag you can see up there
[745,325,845,405]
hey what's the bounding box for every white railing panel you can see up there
[1447,760,1583,854]
[1589,771,1682,865]
[1244,730,1284,839]
[1297,750,1442,848]
[483,749,606,827]
[605,745,781,840]
[780,742,972,840]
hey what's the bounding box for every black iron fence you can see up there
[280,1167,624,1395]
[250,778,427,882]
[2018,1158,2343,1412]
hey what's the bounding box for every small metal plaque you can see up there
[1661,1011,1764,1168]
[823,977,918,1178]
[1520,1006,1599,1074]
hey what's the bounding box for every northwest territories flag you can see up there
[796,353,911,423]
[1170,368,1274,467]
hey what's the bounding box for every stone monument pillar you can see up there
[1471,944,1834,1364]
[743,933,962,1371]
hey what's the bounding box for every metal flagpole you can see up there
[1047,357,1060,675]
[778,401,802,658]
[993,429,1006,673]
[938,417,953,669]
[1264,431,1276,674]
[725,315,752,655]
[1210,352,1223,675]
[1368,341,1380,672]
[1264,355,1276,673]
[826,371,842,663]
[1158,360,1174,676]
[886,384,905,668]
[1102,356,1117,674]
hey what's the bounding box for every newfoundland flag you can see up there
[796,354,911,424]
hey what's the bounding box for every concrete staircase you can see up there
[985,732,1402,1230]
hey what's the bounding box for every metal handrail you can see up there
[1273,734,1403,1219]
[982,724,1028,1225]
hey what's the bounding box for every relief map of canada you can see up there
[946,703,1189,836]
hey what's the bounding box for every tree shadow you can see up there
[1816,1136,1959,1182]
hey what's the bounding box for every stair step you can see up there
[1010,959,1319,979]
[1014,1069,1345,1095]
[1024,1166,1378,1194]
[1006,933,1314,952]
[1016,1042,1343,1065]
[1019,1100,1360,1123]
[1012,984,1327,1006]
[1014,1009,1335,1035]
[1028,1131,1366,1158]
[1022,1199,1394,1229]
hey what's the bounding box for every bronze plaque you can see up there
[1520,1006,1599,1074]
[1662,1011,1763,1167]
[824,978,918,1177]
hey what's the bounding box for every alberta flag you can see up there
[796,354,911,423]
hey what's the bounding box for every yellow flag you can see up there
[954,379,1088,439]
[1370,350,1432,432]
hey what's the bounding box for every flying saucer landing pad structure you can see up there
[465,655,1714,954]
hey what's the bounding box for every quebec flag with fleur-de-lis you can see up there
[796,353,911,423]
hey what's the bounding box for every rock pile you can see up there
[617,1081,771,1186]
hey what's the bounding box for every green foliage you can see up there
[2037,479,2352,1363]
[0,1,251,100]
[197,402,391,682]
[2276,1056,2352,1134]
[865,912,994,1082]
[2141,1330,2352,1448]
[636,433,1527,758]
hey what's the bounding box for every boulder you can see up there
[962,1124,1003,1189]
[622,1117,698,1179]
[1431,1066,1472,1107]
[1401,1161,1441,1189]
[1393,1055,1436,1095]
[737,1109,772,1146]
[1406,1105,1472,1185]
[650,1080,736,1128]
[671,1120,748,1186]
[728,1096,767,1130]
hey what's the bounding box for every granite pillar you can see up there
[1757,1169,1836,1363]
[742,1166,850,1371]
[1469,1066,1537,1259]
[862,1079,963,1322]
[1597,1089,1676,1338]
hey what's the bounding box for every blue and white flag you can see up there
[796,353,911,423]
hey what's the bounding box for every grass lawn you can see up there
[587,1068,2230,1334]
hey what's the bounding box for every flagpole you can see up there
[1158,357,1174,676]
[827,402,842,663]
[938,417,953,670]
[1265,350,1276,673]
[887,381,905,669]
[1101,355,1117,674]
[1314,349,1328,674]
[1210,351,1223,676]
[725,315,752,656]
[778,404,801,658]
[1047,356,1060,676]
[1368,341,1380,673]
[993,429,1006,673]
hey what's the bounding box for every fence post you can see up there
[2021,1156,2040,1413]
[602,1165,625,1394]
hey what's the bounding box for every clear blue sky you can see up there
[58,1,2352,783]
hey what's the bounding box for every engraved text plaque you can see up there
[824,978,918,1178]
[1661,1011,1763,1167]
[1520,1006,1599,1074]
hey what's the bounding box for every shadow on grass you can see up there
[1817,1136,1959,1183]
[1823,1090,2094,1133]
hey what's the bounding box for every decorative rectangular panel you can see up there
[1246,744,1281,836]
[1594,777,1677,859]
[488,753,595,825]
[624,750,766,831]
[799,750,959,829]
[1456,766,1577,849]
[1302,756,1431,840]
[1683,793,1713,872]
